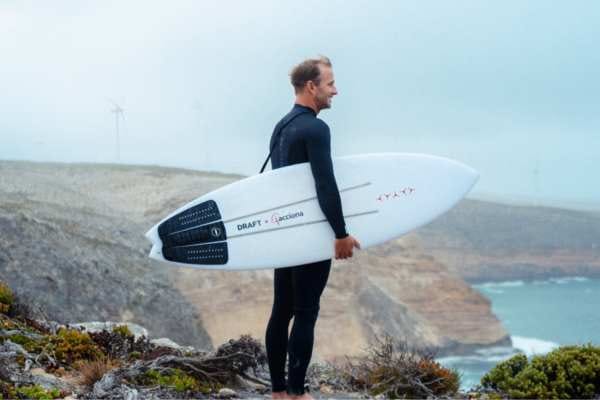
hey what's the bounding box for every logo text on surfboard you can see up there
[237,210,305,231]
[377,187,415,202]
[270,211,304,226]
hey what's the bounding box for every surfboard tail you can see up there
[148,244,163,261]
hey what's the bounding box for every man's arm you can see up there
[305,121,348,239]
[304,121,362,259]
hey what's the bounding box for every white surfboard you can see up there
[145,153,478,270]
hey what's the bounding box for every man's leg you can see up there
[286,259,332,396]
[266,267,294,395]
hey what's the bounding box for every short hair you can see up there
[290,56,332,94]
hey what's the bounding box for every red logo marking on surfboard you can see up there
[376,187,415,202]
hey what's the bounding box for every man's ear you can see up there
[306,80,316,94]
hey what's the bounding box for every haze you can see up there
[1,1,599,210]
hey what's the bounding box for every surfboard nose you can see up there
[439,157,479,197]
[459,162,480,192]
[457,163,479,185]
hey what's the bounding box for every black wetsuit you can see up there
[265,104,347,395]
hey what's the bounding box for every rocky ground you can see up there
[0,281,485,400]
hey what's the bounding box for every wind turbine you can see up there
[533,159,540,207]
[109,99,125,162]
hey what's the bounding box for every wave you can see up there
[473,280,525,289]
[477,276,591,289]
[511,336,559,356]
[437,337,560,366]
[436,346,518,365]
[532,276,590,285]
[549,276,589,284]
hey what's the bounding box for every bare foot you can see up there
[271,391,289,399]
[289,393,314,400]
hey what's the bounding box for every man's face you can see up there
[312,65,338,111]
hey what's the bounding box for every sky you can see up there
[1,1,599,210]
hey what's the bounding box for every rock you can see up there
[122,385,139,400]
[319,384,334,394]
[69,322,148,339]
[29,367,74,392]
[0,341,30,383]
[92,372,118,398]
[218,387,238,398]
[149,337,196,353]
[1,339,28,355]
[33,319,62,335]
[231,374,268,391]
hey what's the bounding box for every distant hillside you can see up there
[415,200,600,282]
[2,160,598,359]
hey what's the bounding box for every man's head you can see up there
[290,56,338,112]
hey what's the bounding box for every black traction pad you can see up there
[163,242,228,265]
[158,200,221,239]
[161,221,226,247]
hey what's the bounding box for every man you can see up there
[265,56,361,400]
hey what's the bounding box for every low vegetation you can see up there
[75,358,120,387]
[2,279,600,399]
[481,344,600,399]
[0,281,14,314]
[327,334,460,398]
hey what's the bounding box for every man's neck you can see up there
[294,97,319,115]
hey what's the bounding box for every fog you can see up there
[1,1,599,209]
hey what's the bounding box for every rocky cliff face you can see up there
[0,161,216,350]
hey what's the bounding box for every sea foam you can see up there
[511,335,559,356]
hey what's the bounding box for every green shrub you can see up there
[15,385,60,400]
[481,344,600,399]
[0,282,14,314]
[49,328,104,365]
[7,333,45,353]
[138,369,200,393]
[136,368,222,394]
[112,325,134,339]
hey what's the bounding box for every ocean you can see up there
[436,276,600,392]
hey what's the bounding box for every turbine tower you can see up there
[109,100,125,162]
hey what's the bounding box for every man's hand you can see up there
[335,235,361,260]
